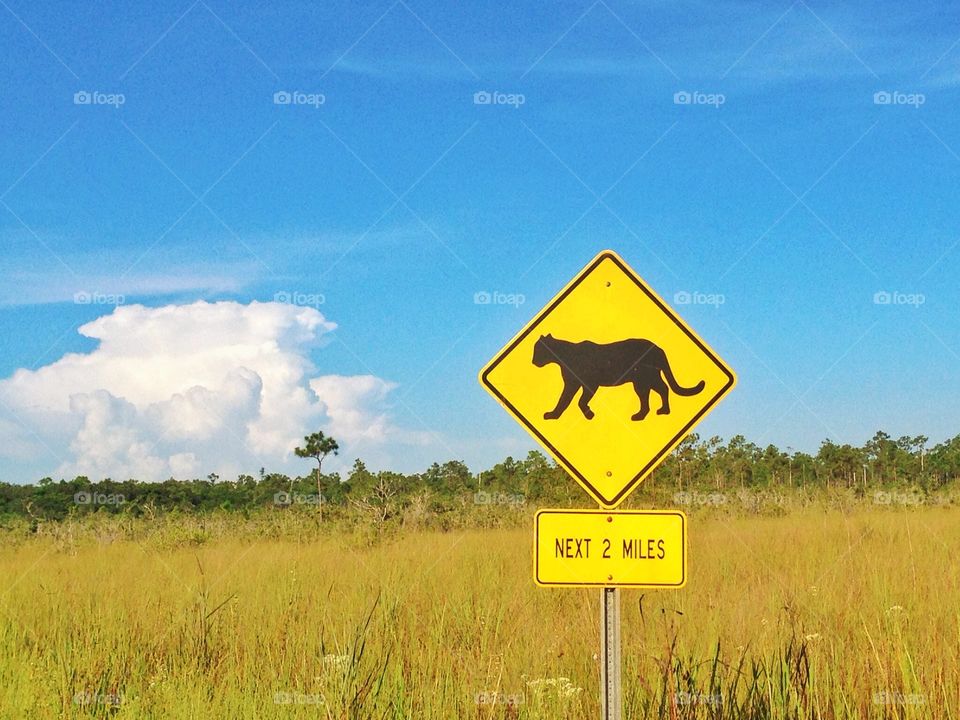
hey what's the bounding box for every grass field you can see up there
[0,505,957,718]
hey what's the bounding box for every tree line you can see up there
[1,430,957,523]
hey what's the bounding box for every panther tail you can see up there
[661,357,705,396]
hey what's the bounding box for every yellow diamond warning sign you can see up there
[479,250,735,508]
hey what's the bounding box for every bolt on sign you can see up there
[479,249,736,508]
[535,509,686,587]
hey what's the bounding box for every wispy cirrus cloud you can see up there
[0,268,255,306]
[328,57,471,80]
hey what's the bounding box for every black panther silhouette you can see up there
[532,334,705,421]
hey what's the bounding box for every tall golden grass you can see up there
[0,505,956,718]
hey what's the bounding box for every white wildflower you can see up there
[323,654,350,670]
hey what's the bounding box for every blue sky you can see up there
[1,0,959,482]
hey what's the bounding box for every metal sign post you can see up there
[601,586,622,720]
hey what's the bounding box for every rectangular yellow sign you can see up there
[535,509,686,588]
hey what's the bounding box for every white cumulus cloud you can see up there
[0,300,419,481]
